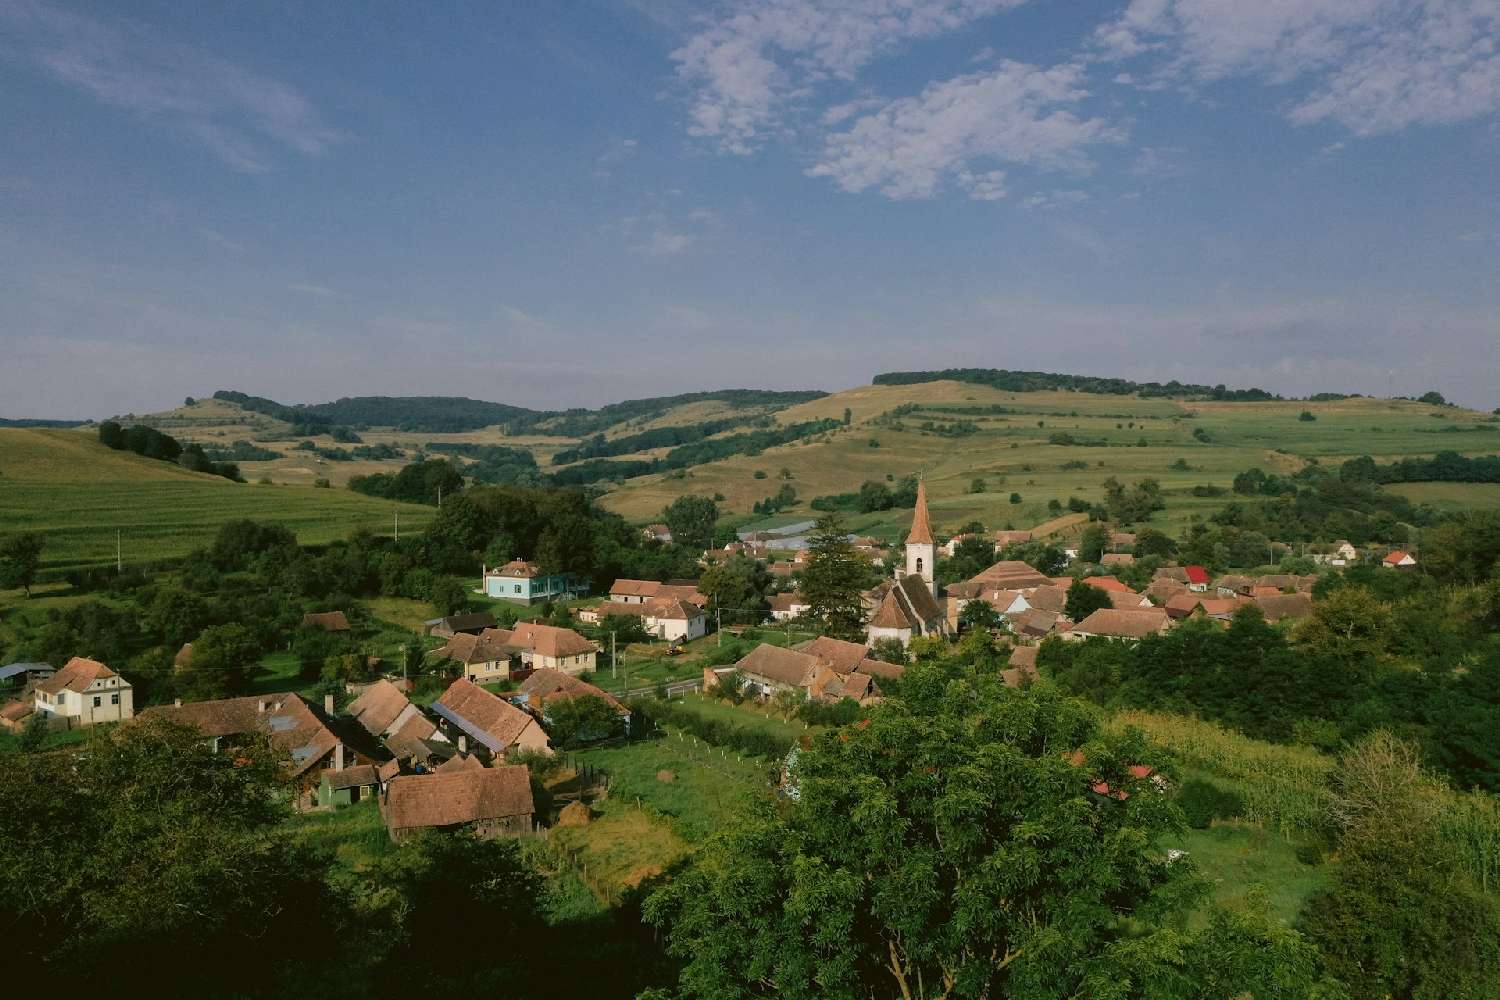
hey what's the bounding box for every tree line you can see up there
[97,421,242,481]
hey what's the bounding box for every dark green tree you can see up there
[700,554,772,615]
[662,495,719,552]
[0,532,45,597]
[1065,579,1113,621]
[798,514,869,640]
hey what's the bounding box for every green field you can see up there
[1386,481,1500,512]
[599,382,1500,537]
[1170,822,1329,928]
[0,428,434,575]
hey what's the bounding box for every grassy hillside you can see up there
[0,428,433,575]
[599,381,1500,536]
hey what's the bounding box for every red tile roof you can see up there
[906,479,934,545]
[36,657,118,695]
[382,765,534,832]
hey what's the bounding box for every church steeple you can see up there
[903,477,936,596]
[906,478,934,546]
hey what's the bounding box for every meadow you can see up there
[0,428,434,576]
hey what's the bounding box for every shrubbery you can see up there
[632,698,792,759]
[1176,777,1246,829]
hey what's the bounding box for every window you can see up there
[111,694,120,705]
[93,696,101,707]
[915,557,924,574]
[514,585,521,594]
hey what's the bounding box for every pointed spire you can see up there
[906,477,934,545]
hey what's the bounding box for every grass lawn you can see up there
[577,733,772,842]
[0,722,95,755]
[363,596,438,632]
[1386,482,1500,512]
[550,798,691,902]
[1168,821,1330,928]
[284,798,394,877]
[667,691,814,744]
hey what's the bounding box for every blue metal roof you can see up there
[0,662,54,681]
[428,702,504,752]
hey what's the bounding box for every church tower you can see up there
[903,478,936,597]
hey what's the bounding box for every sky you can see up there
[2,0,1499,419]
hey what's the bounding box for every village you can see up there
[0,479,1420,846]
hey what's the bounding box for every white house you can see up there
[33,657,133,726]
[769,592,810,621]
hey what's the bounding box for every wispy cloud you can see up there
[288,283,337,297]
[0,0,346,172]
[198,227,245,252]
[1095,0,1500,136]
[672,0,1032,154]
[1022,188,1091,210]
[594,136,640,177]
[808,61,1121,200]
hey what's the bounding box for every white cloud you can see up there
[1131,145,1185,178]
[0,0,345,172]
[958,169,1008,200]
[640,230,696,255]
[1022,188,1091,210]
[673,0,1031,154]
[808,61,1120,199]
[1096,0,1500,136]
[594,136,640,177]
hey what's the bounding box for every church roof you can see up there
[906,478,934,546]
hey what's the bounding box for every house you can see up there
[1082,576,1138,595]
[142,692,377,805]
[608,579,709,607]
[1010,607,1065,639]
[301,611,350,632]
[318,764,379,808]
[1383,550,1417,569]
[1254,574,1299,592]
[1146,577,1188,605]
[1022,585,1068,614]
[432,630,523,684]
[480,559,580,605]
[993,529,1034,548]
[1109,532,1136,552]
[0,661,53,689]
[1164,592,1244,621]
[1001,645,1040,687]
[577,598,706,642]
[941,533,976,557]
[1214,575,1252,597]
[642,523,673,543]
[1106,589,1153,610]
[425,612,499,638]
[795,636,899,682]
[507,622,599,675]
[381,765,535,842]
[1184,565,1211,591]
[1100,552,1135,568]
[1254,592,1315,623]
[515,668,630,736]
[33,657,133,727]
[345,678,445,760]
[431,679,551,758]
[963,560,1055,590]
[437,753,486,774]
[769,592,810,621]
[1065,608,1171,642]
[732,644,822,697]
[0,699,36,732]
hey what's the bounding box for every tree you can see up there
[179,623,260,700]
[0,717,331,993]
[1009,491,1022,504]
[1065,579,1113,621]
[1079,523,1109,563]
[699,554,771,615]
[1299,410,1317,421]
[429,576,468,616]
[1293,585,1391,670]
[957,598,1000,633]
[0,533,44,597]
[1419,390,1447,406]
[599,613,651,645]
[970,477,986,494]
[1303,732,1500,999]
[644,678,1201,999]
[798,514,868,640]
[17,710,49,753]
[869,637,907,666]
[842,407,852,426]
[1132,528,1177,558]
[545,694,623,746]
[857,480,895,512]
[663,495,718,553]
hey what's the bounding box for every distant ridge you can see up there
[873,368,1285,401]
[212,388,828,434]
[0,417,90,428]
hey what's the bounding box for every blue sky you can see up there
[3,0,1498,419]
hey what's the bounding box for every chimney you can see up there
[324,693,335,716]
[458,734,468,756]
[173,697,182,707]
[334,742,345,770]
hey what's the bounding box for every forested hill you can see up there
[874,368,1285,401]
[212,388,828,434]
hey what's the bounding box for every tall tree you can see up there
[663,495,719,552]
[699,554,772,615]
[797,514,868,640]
[0,532,44,597]
[1065,579,1113,621]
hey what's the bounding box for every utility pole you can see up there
[116,530,122,575]
[394,510,400,542]
[716,600,722,647]
[437,485,442,508]
[611,631,617,679]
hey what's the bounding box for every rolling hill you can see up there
[0,428,434,576]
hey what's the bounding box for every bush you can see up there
[632,699,791,758]
[1176,778,1246,829]
[1294,840,1324,866]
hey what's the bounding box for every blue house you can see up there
[481,560,583,605]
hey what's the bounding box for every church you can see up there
[867,479,950,647]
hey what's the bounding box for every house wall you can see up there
[655,616,706,642]
[36,680,134,725]
[527,651,596,677]
[464,659,512,684]
[867,624,914,647]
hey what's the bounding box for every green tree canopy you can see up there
[0,532,45,597]
[797,514,869,640]
[663,495,719,552]
[1065,579,1113,622]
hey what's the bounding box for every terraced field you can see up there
[0,428,433,576]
